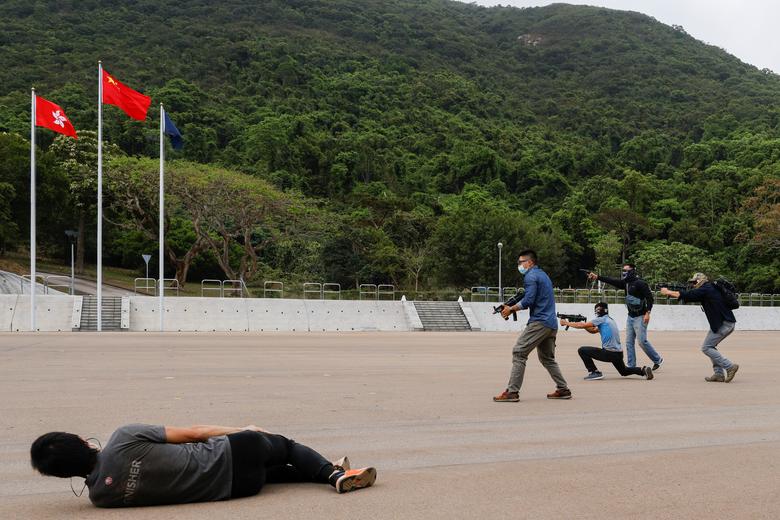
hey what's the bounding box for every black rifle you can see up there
[493,289,525,321]
[556,313,587,330]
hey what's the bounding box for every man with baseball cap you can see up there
[661,273,739,382]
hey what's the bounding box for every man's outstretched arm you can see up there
[164,424,268,443]
[560,318,599,334]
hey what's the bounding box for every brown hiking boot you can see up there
[493,390,520,402]
[546,388,572,399]
[705,373,725,382]
[725,364,739,383]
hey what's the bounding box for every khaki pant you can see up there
[507,321,568,393]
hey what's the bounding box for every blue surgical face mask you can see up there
[518,265,528,275]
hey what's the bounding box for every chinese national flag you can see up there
[35,96,78,139]
[102,69,151,120]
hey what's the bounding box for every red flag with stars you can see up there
[102,69,151,120]
[35,96,78,139]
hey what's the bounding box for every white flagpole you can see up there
[159,104,165,332]
[30,88,36,332]
[97,62,103,332]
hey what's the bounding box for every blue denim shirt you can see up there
[519,266,558,330]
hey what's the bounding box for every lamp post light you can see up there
[64,230,77,295]
[497,242,503,301]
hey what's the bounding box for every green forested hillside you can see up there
[0,0,778,292]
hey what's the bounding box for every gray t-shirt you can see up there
[85,424,232,507]
[590,315,622,352]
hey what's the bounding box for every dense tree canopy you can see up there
[0,1,778,293]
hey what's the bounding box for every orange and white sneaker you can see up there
[335,467,377,493]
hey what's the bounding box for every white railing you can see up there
[134,277,157,296]
[263,281,284,298]
[359,284,377,300]
[303,282,322,299]
[377,284,395,300]
[201,279,222,297]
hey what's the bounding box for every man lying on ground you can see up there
[31,423,376,507]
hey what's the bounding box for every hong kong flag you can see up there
[102,69,151,120]
[35,96,78,139]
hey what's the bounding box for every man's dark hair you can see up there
[623,263,636,270]
[518,249,538,264]
[31,432,98,478]
[595,302,609,312]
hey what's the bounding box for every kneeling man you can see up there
[560,302,654,381]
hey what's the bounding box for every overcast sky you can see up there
[465,1,778,73]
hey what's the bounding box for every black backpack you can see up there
[713,279,740,310]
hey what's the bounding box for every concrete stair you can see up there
[79,296,123,331]
[413,301,471,331]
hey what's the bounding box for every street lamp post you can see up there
[497,242,503,301]
[64,230,77,295]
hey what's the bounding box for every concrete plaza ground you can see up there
[0,330,778,519]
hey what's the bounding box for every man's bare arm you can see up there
[660,288,681,298]
[164,424,268,443]
[560,319,599,334]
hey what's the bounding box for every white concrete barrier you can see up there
[128,296,165,331]
[458,299,481,331]
[471,302,780,332]
[372,301,408,331]
[403,300,424,331]
[130,296,251,332]
[70,296,83,330]
[247,298,308,332]
[732,307,780,330]
[0,294,18,331]
[10,295,75,332]
[303,300,349,332]
[308,300,382,332]
[1,296,778,332]
[464,302,527,333]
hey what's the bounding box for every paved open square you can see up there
[1,330,778,519]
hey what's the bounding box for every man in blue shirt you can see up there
[661,272,739,383]
[560,302,654,381]
[494,249,572,402]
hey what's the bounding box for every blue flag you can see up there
[163,111,183,150]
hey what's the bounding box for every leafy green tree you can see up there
[49,131,121,273]
[595,207,656,263]
[0,182,17,254]
[174,163,292,283]
[105,157,208,287]
[0,133,29,248]
[632,241,725,285]
[592,231,622,274]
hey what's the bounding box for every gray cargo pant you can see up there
[507,321,568,393]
